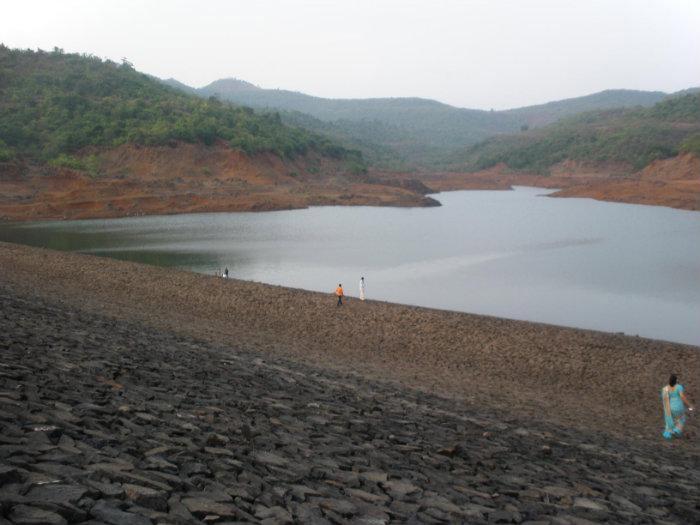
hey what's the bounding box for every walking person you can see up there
[223,267,229,279]
[335,283,344,306]
[359,276,366,301]
[661,374,694,440]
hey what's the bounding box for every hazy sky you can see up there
[2,0,699,109]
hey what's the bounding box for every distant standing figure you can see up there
[359,277,366,301]
[335,284,344,306]
[223,267,229,279]
[661,374,694,439]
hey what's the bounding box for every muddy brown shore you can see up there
[2,150,698,222]
[1,242,700,523]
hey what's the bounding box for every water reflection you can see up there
[1,187,698,345]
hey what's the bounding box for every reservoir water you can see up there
[1,187,698,345]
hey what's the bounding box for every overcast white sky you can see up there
[2,0,699,110]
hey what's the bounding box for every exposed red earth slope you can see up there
[0,143,436,221]
[1,148,697,221]
[412,153,700,211]
[550,153,700,209]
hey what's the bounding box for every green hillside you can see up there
[450,93,700,173]
[504,89,667,127]
[166,77,690,169]
[0,46,362,167]
[279,110,407,167]
[197,79,516,151]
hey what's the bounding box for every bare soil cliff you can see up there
[0,144,437,221]
[415,154,700,210]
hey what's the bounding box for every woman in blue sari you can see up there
[661,374,694,440]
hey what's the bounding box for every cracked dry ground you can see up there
[1,286,699,525]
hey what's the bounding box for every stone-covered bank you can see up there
[1,284,699,524]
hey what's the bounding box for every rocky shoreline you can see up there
[2,283,700,524]
[1,242,699,523]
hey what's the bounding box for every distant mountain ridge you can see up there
[164,76,696,168]
[199,77,261,95]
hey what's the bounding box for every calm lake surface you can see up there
[1,187,698,345]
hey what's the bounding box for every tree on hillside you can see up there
[0,46,365,171]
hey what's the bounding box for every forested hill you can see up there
[450,92,700,173]
[165,77,694,169]
[503,89,667,127]
[0,46,360,166]
[196,78,516,153]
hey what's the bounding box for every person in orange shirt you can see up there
[335,284,344,306]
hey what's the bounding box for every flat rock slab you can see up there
[318,498,357,516]
[89,501,151,525]
[9,505,67,525]
[24,484,87,505]
[253,452,289,468]
[181,498,241,519]
[122,484,168,512]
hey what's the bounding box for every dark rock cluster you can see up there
[1,287,698,524]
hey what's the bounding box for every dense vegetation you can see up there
[279,110,407,167]
[168,78,690,169]
[450,93,700,173]
[3,44,695,178]
[0,46,363,168]
[502,89,667,127]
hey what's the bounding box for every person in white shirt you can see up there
[359,276,366,301]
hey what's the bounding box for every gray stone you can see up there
[542,485,575,499]
[489,509,518,523]
[32,462,87,480]
[572,498,608,512]
[345,488,388,504]
[123,484,168,512]
[143,446,170,457]
[166,497,195,523]
[359,471,388,484]
[288,484,321,501]
[608,493,642,512]
[9,505,68,525]
[205,433,229,447]
[381,479,420,498]
[203,446,233,457]
[180,462,208,477]
[318,498,357,516]
[551,515,599,525]
[89,465,171,492]
[25,484,88,505]
[0,464,22,485]
[254,504,293,522]
[419,496,462,515]
[90,501,152,525]
[181,497,240,519]
[254,452,289,468]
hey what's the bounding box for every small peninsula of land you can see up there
[411,151,700,212]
